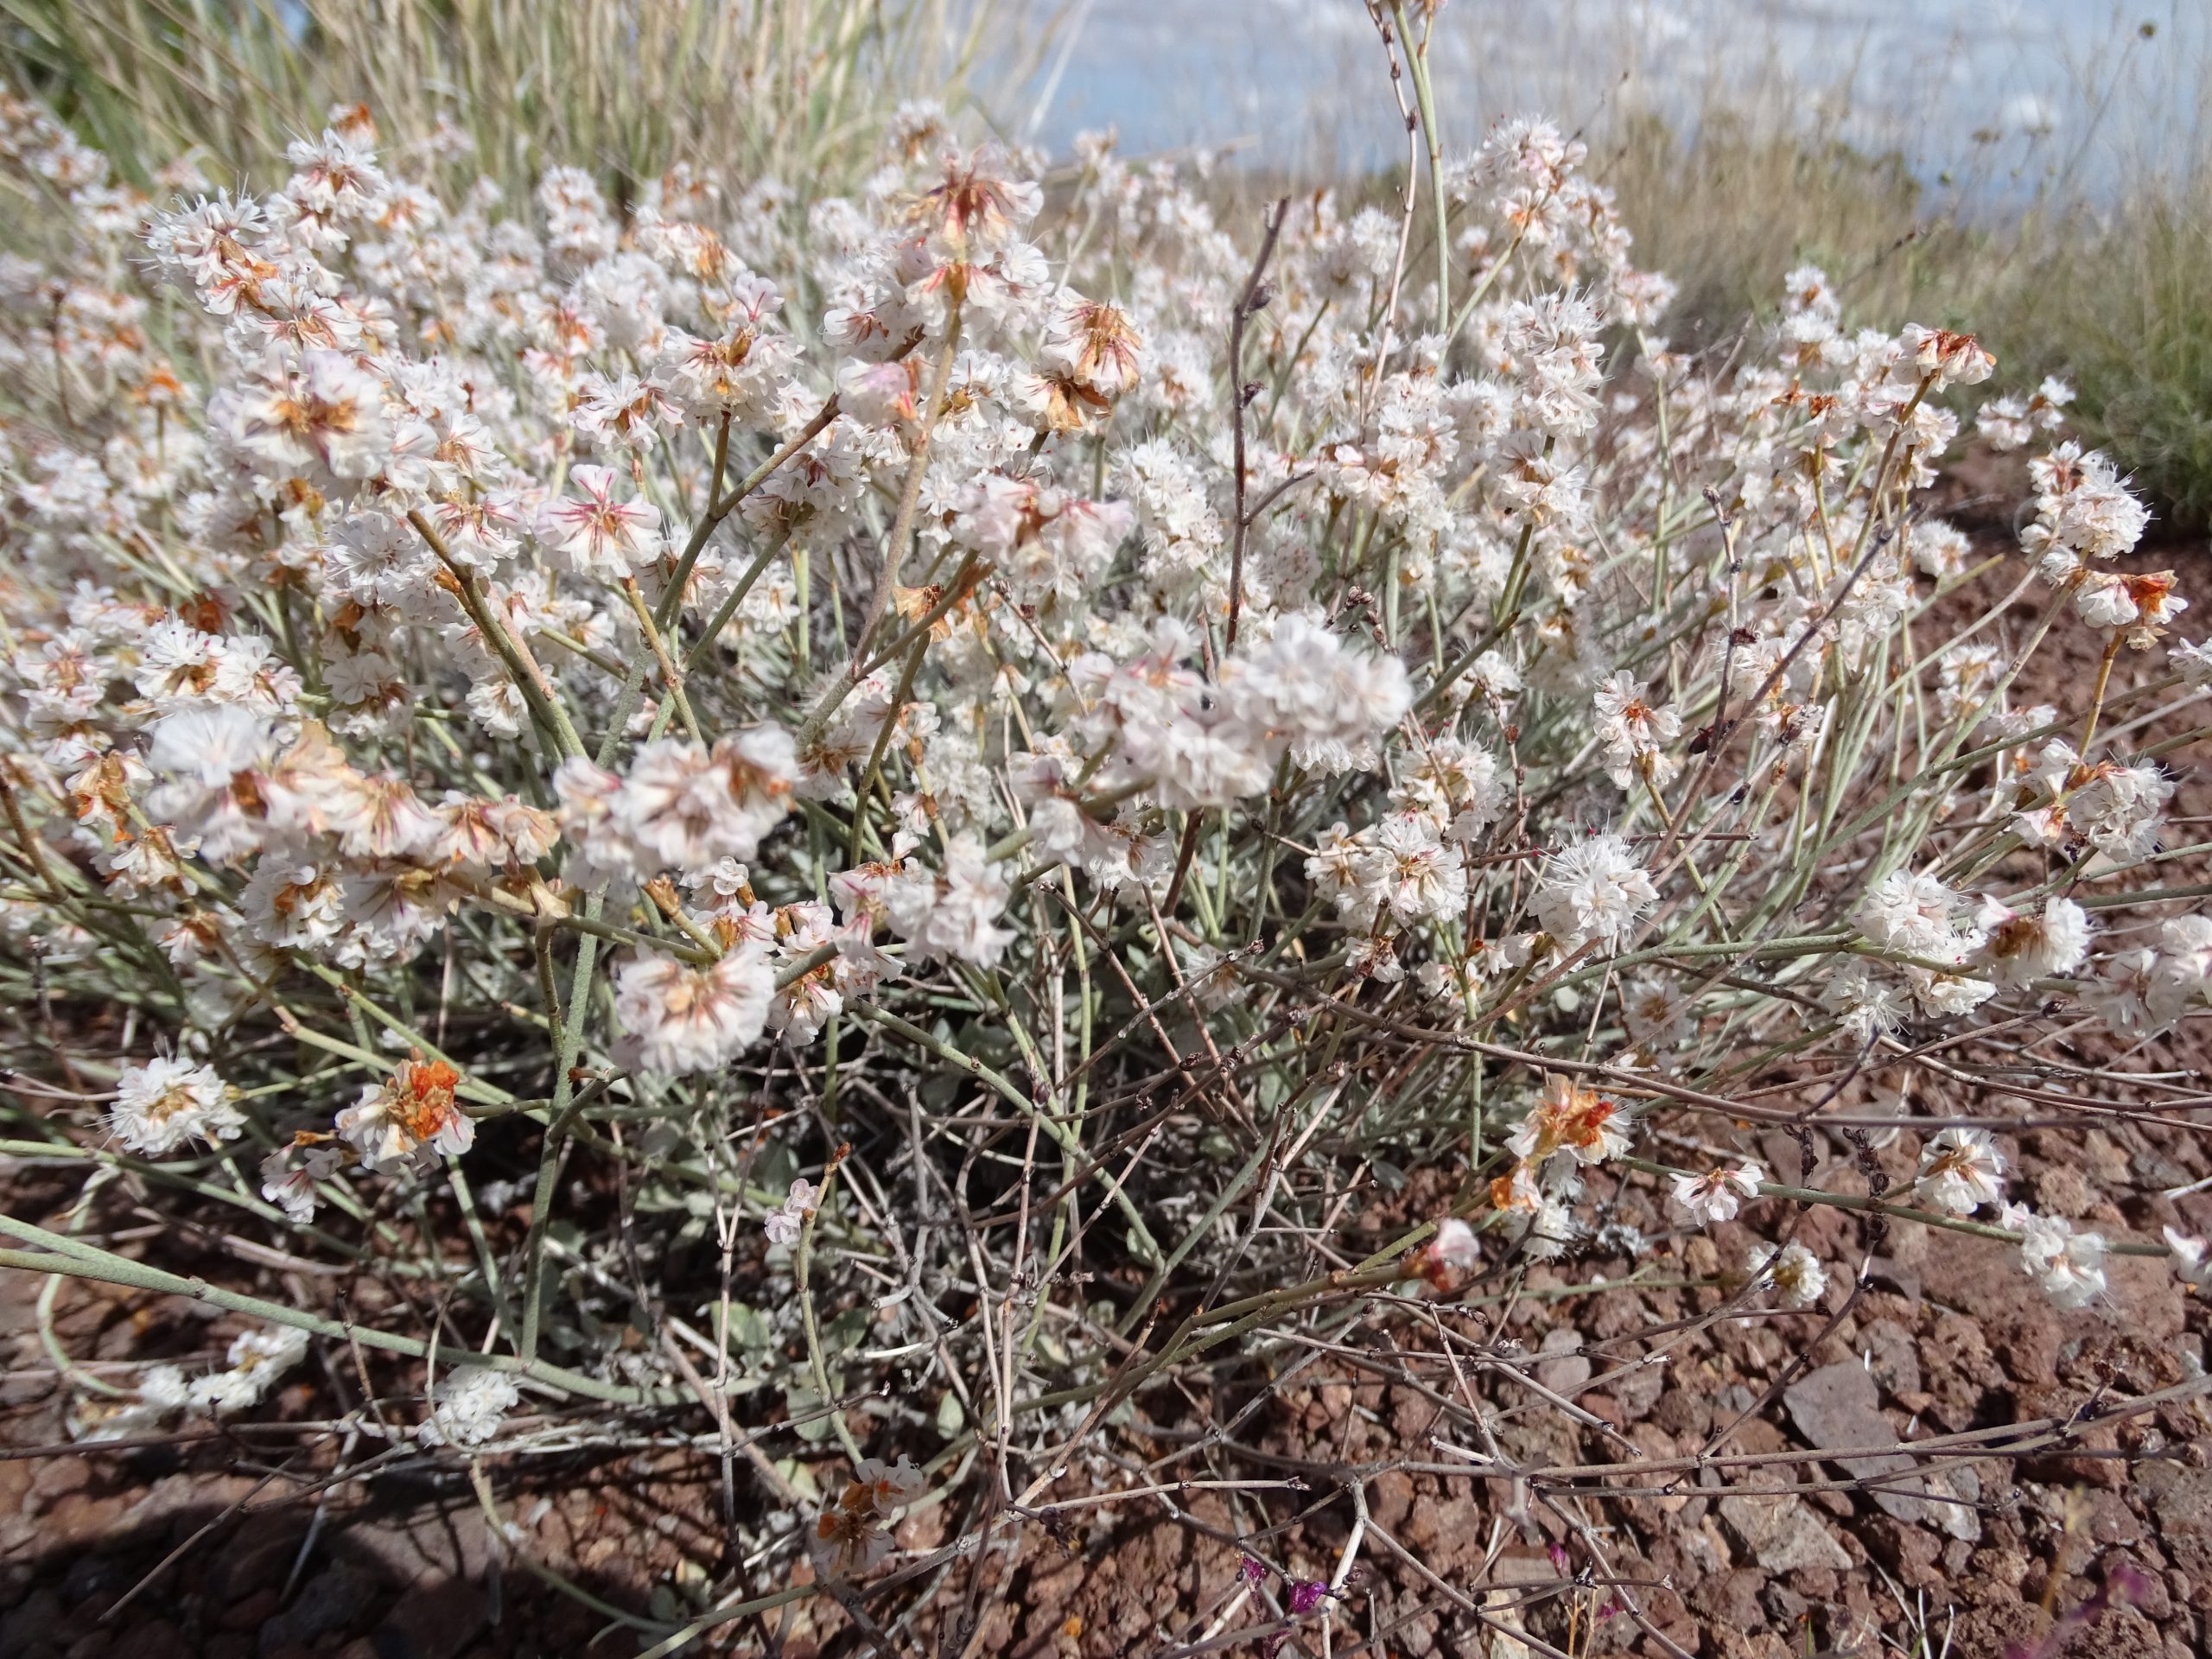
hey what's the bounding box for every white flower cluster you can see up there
[108,1056,242,1154]
[420,1364,524,1447]
[86,1324,308,1438]
[0,66,2204,1448]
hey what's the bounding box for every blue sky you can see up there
[994,1,2204,206]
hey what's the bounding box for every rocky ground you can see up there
[7,1108,2212,1659]
[5,464,2212,1659]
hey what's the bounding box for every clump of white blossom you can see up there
[0,68,2203,1522]
[82,1323,308,1439]
[420,1364,524,1447]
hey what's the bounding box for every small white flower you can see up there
[110,1058,243,1155]
[879,834,1014,967]
[613,946,775,1074]
[260,1137,343,1223]
[1745,1241,1827,1308]
[2003,1202,2107,1308]
[810,1452,927,1580]
[2171,638,2212,689]
[423,1366,521,1447]
[1897,323,1994,390]
[1469,650,1522,699]
[334,1057,474,1173]
[765,1177,821,1248]
[2151,914,2212,1027]
[1533,833,1658,950]
[143,704,280,866]
[1853,869,1967,959]
[137,1364,192,1413]
[1507,1077,1635,1168]
[1974,895,2089,987]
[2165,1226,2209,1292]
[1352,811,1467,924]
[537,461,661,577]
[180,1325,306,1416]
[1670,1160,1763,1226]
[1512,1194,1579,1261]
[1592,671,1681,789]
[1914,1127,2006,1215]
[1417,1216,1481,1278]
[609,729,798,878]
[226,1326,308,1391]
[1621,975,1688,1049]
[1820,959,1907,1042]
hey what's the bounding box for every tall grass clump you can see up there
[0,0,1005,206]
[1596,110,1995,342]
[1573,11,2212,524]
[1986,175,2212,530]
[0,3,2208,1655]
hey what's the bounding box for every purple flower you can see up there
[1239,1555,1267,1586]
[2002,1560,2156,1659]
[2105,1561,2152,1605]
[1287,1579,1330,1617]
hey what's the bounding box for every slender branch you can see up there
[1226,198,1289,653]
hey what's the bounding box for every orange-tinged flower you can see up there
[910,149,1040,257]
[1045,300,1143,397]
[335,1054,472,1173]
[1505,1076,1633,1166]
[810,1456,926,1580]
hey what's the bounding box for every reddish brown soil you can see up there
[8,1112,2212,1659]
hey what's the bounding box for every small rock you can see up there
[1859,1319,1922,1398]
[257,1566,378,1656]
[2,1586,62,1655]
[111,1620,188,1659]
[2033,1164,2095,1218]
[1534,1327,1590,1395]
[1808,1484,1856,1520]
[1783,1361,1980,1541]
[1932,1464,1981,1543]
[1788,1566,1840,1601]
[59,1553,129,1608]
[2146,1467,2212,1598]
[1866,1257,1923,1303]
[1691,1566,1770,1633]
[1719,1495,1853,1573]
[208,1511,300,1599]
[2088,1485,2144,1547]
[219,1590,280,1633]
[1761,1580,1809,1625]
[1865,1513,1944,1590]
[1784,1357,1881,1433]
[2082,1129,2131,1185]
[1610,1355,1668,1421]
[29,1459,88,1504]
[2133,1152,2192,1190]
[1651,1388,1711,1439]
[1683,1512,1733,1576]
[365,1574,489,1659]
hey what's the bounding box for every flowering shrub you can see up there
[1,15,2209,1647]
